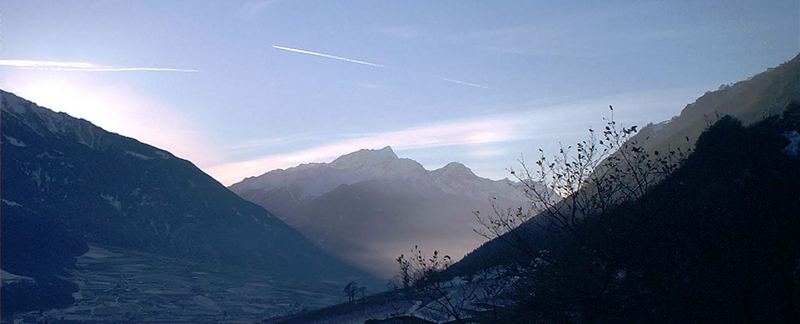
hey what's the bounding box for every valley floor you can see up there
[11,245,348,322]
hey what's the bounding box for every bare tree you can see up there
[391,246,482,322]
[396,107,690,322]
[343,281,359,303]
[467,106,690,321]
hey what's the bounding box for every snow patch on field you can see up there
[784,131,800,158]
[2,199,22,207]
[154,150,172,159]
[1,269,35,287]
[193,295,221,312]
[37,151,57,159]
[82,246,122,259]
[100,194,122,211]
[4,135,27,147]
[125,150,154,160]
[19,244,346,322]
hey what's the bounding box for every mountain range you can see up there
[268,53,800,324]
[4,51,797,323]
[230,147,541,277]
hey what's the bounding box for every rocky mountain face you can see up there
[0,90,377,315]
[230,147,541,277]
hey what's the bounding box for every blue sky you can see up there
[1,0,798,184]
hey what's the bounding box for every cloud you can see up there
[235,0,278,20]
[205,85,709,185]
[225,137,294,154]
[375,26,419,40]
[469,148,507,158]
[272,45,385,68]
[206,117,523,185]
[448,3,698,59]
[353,82,382,89]
[0,59,198,72]
[223,134,323,156]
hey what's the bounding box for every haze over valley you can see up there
[1,1,799,322]
[231,146,542,277]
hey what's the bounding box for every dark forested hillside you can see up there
[455,54,800,278]
[631,53,800,155]
[269,106,800,323]
[261,56,800,324]
[0,90,377,317]
[448,105,800,322]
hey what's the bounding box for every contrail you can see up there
[272,45,488,89]
[272,45,385,68]
[438,77,489,89]
[0,59,198,72]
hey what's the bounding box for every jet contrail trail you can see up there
[438,77,489,89]
[0,59,198,72]
[272,45,385,68]
[272,45,488,89]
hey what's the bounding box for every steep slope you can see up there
[272,103,800,324]
[0,90,377,315]
[262,53,800,324]
[230,147,535,277]
[634,53,800,154]
[452,53,800,276]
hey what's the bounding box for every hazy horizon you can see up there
[1,0,798,185]
[3,1,800,322]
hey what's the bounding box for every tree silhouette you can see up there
[343,281,362,303]
[393,106,800,322]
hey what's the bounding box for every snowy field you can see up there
[14,245,348,322]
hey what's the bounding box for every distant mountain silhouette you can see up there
[230,147,544,277]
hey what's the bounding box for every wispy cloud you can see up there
[205,85,709,185]
[353,82,382,89]
[225,138,292,154]
[375,26,419,40]
[468,148,507,158]
[0,59,198,72]
[235,0,278,20]
[272,44,488,89]
[223,133,324,156]
[272,45,385,67]
[448,3,693,59]
[206,117,522,185]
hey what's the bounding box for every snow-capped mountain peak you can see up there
[330,146,399,169]
[433,162,477,178]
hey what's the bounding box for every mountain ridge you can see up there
[229,147,541,277]
[231,146,525,202]
[1,90,379,315]
[451,52,800,278]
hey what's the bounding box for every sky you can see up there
[1,0,798,185]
